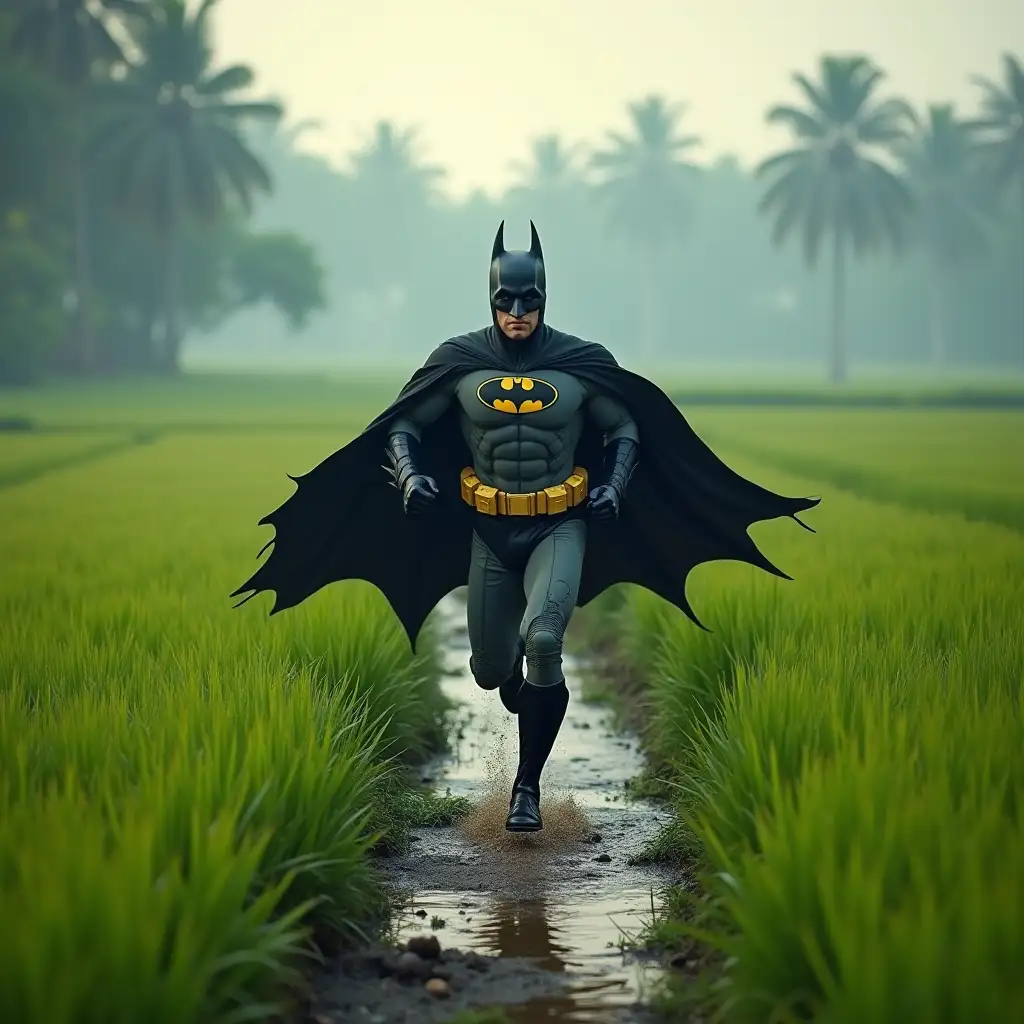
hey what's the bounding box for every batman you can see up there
[233,221,819,833]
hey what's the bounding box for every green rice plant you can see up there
[0,429,451,1020]
[608,449,1024,1019]
[278,594,447,763]
[0,789,311,1024]
[0,636,416,944]
[398,787,475,827]
[695,699,1023,1023]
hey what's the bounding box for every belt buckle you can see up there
[505,491,536,516]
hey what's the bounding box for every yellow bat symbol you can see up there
[476,375,558,414]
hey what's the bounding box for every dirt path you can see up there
[308,596,681,1023]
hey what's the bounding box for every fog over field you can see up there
[4,0,1021,384]
[184,0,1024,380]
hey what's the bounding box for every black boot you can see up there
[505,680,569,832]
[499,636,526,714]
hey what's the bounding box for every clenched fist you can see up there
[588,483,621,523]
[402,474,439,514]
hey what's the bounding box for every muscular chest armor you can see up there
[454,369,587,492]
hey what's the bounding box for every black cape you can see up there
[232,326,819,650]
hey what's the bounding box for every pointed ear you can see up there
[529,220,544,261]
[491,220,506,261]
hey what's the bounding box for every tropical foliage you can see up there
[236,54,1019,379]
[754,56,917,382]
[970,53,1024,199]
[509,134,586,195]
[0,0,324,382]
[900,105,993,365]
[590,95,703,358]
[0,9,1020,383]
[969,53,1024,369]
[8,0,153,374]
[90,0,285,370]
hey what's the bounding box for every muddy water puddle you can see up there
[383,596,679,1022]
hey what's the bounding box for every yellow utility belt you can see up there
[460,466,589,516]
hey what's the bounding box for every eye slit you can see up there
[524,289,541,302]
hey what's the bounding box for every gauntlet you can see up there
[385,432,438,514]
[588,437,638,522]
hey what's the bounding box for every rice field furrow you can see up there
[680,407,1024,535]
[712,437,1024,533]
[0,432,159,490]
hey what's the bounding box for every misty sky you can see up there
[213,0,1023,198]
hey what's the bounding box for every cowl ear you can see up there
[529,220,544,261]
[491,220,506,261]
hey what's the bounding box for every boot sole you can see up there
[505,821,543,832]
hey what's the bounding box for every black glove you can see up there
[385,431,439,515]
[588,437,638,523]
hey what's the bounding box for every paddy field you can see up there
[0,374,1020,1023]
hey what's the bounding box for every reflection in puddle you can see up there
[396,889,664,1022]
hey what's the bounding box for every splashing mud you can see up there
[310,594,683,1023]
[459,772,593,853]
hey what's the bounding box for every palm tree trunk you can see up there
[71,105,94,375]
[160,217,182,375]
[829,229,847,384]
[927,261,947,368]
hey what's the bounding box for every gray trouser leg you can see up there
[521,519,587,687]
[467,532,526,690]
[467,519,587,691]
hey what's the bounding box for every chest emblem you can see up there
[477,376,558,414]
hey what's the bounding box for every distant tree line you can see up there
[0,0,325,384]
[238,54,1022,383]
[1,1,1020,384]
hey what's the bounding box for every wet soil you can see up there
[307,595,683,1023]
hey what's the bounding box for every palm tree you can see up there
[970,54,1024,205]
[9,0,148,373]
[899,105,991,366]
[91,0,282,372]
[506,134,586,234]
[347,120,445,205]
[344,119,445,300]
[589,95,701,361]
[969,53,1024,364]
[756,55,917,383]
[505,134,588,273]
[508,134,585,194]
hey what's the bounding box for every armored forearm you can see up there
[583,391,639,522]
[601,436,639,494]
[383,385,454,511]
[384,431,422,490]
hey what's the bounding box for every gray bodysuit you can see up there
[390,368,638,689]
